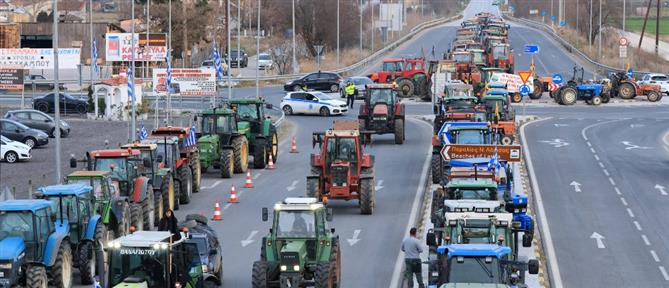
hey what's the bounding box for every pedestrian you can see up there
[345,81,356,108]
[402,227,424,288]
[158,209,181,241]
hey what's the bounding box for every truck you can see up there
[228,98,280,169]
[196,107,250,178]
[357,84,406,144]
[252,197,340,288]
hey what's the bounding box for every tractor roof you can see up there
[383,58,404,62]
[151,126,191,137]
[201,107,235,116]
[447,178,497,189]
[38,183,92,196]
[67,170,109,178]
[121,142,158,151]
[449,157,494,168]
[276,197,324,211]
[443,199,503,213]
[441,244,511,258]
[444,212,513,223]
[143,136,180,145]
[328,121,360,136]
[0,200,53,213]
[366,84,395,89]
[448,125,490,132]
[111,231,185,248]
[482,94,508,101]
[90,149,141,158]
[228,98,264,104]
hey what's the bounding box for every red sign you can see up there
[619,37,629,46]
[518,71,532,83]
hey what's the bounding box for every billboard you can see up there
[489,72,534,93]
[379,3,404,31]
[152,68,216,96]
[0,67,23,89]
[0,48,80,69]
[106,33,167,62]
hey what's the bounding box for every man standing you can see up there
[402,227,424,288]
[345,81,356,108]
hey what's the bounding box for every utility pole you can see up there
[337,0,340,68]
[167,0,171,123]
[576,0,579,33]
[237,0,240,74]
[558,0,563,27]
[146,0,150,78]
[656,0,660,55]
[53,0,62,183]
[623,0,626,32]
[371,2,374,51]
[131,0,136,141]
[227,0,232,99]
[89,0,95,116]
[292,0,297,73]
[360,0,363,53]
[598,0,601,60]
[589,0,592,51]
[255,0,260,97]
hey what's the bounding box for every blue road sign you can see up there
[520,84,530,96]
[559,21,566,27]
[541,10,546,17]
[627,68,634,78]
[551,15,556,22]
[524,44,540,54]
[552,73,563,84]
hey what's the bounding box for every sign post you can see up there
[619,37,629,69]
[440,144,522,162]
[314,45,324,71]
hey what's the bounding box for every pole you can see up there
[255,0,260,98]
[146,0,150,78]
[227,0,232,99]
[52,0,62,183]
[623,0,626,31]
[638,0,653,49]
[131,0,136,141]
[655,0,660,55]
[551,0,554,24]
[576,0,579,33]
[359,0,363,53]
[292,0,297,73]
[598,0,601,60]
[237,0,240,74]
[371,3,374,51]
[336,0,340,68]
[167,0,171,124]
[90,0,97,117]
[589,0,592,51]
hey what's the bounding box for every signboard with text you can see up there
[0,49,80,69]
[152,68,216,96]
[489,72,533,93]
[106,33,167,62]
[0,67,23,90]
[441,144,522,162]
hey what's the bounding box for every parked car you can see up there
[339,76,374,98]
[0,119,49,148]
[23,75,65,91]
[226,49,248,68]
[257,53,274,70]
[32,92,88,114]
[638,73,669,95]
[280,91,348,116]
[283,71,343,92]
[0,135,31,163]
[4,109,71,137]
[200,59,228,75]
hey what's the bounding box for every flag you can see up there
[487,152,501,173]
[212,42,224,80]
[165,55,172,93]
[94,277,102,288]
[185,125,197,147]
[127,66,134,101]
[139,124,148,140]
[92,39,99,73]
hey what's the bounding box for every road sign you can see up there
[519,84,530,96]
[619,45,628,58]
[550,15,556,22]
[552,73,563,84]
[627,68,633,78]
[559,21,566,27]
[541,10,546,17]
[314,45,324,55]
[548,83,560,92]
[440,144,522,162]
[523,45,540,54]
[0,67,24,90]
[619,37,629,46]
[518,71,532,83]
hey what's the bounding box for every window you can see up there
[354,78,373,85]
[14,112,29,120]
[109,248,168,287]
[259,54,271,60]
[448,257,501,283]
[236,104,259,120]
[276,210,316,237]
[370,89,394,104]
[31,112,49,121]
[304,94,316,101]
[0,211,34,241]
[291,93,306,100]
[652,76,668,81]
[405,62,413,71]
[2,121,19,131]
[46,195,78,222]
[454,130,485,144]
[201,116,230,134]
[305,74,319,81]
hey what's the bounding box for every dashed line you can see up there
[223,203,232,209]
[594,154,600,161]
[608,177,616,186]
[626,208,635,218]
[603,169,610,176]
[651,250,661,262]
[620,197,628,206]
[642,234,651,246]
[590,147,596,153]
[659,266,669,281]
[587,141,592,147]
[615,187,622,195]
[634,221,643,231]
[598,162,605,168]
[253,172,262,180]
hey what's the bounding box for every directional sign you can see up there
[559,21,566,27]
[552,73,563,84]
[313,45,324,56]
[518,71,532,83]
[627,68,633,78]
[519,84,530,96]
[541,10,546,17]
[523,44,540,54]
[440,144,521,162]
[550,15,556,22]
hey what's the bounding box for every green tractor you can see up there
[252,197,341,288]
[229,98,279,169]
[196,107,250,178]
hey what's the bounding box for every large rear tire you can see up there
[590,96,602,106]
[116,201,131,237]
[314,262,334,288]
[618,82,636,99]
[331,239,341,287]
[511,93,522,103]
[26,265,48,288]
[530,79,543,99]
[359,177,375,215]
[130,203,143,231]
[306,177,321,198]
[143,184,155,229]
[253,138,267,169]
[397,78,414,98]
[49,241,72,288]
[78,241,95,285]
[220,150,234,178]
[431,154,443,184]
[179,167,193,204]
[173,180,181,210]
[232,136,249,173]
[193,154,202,192]
[268,128,279,164]
[154,190,164,227]
[560,87,577,105]
[394,119,405,144]
[251,261,269,288]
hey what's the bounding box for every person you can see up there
[402,227,424,288]
[158,209,181,241]
[345,82,356,108]
[292,212,308,235]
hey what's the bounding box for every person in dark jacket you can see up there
[158,209,181,241]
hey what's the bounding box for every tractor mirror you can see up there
[326,208,333,222]
[330,228,336,234]
[265,103,273,109]
[262,207,268,222]
[426,229,437,247]
[156,154,164,163]
[69,157,77,168]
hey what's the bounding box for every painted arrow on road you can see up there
[590,232,606,249]
[286,180,299,191]
[539,139,569,148]
[375,180,384,191]
[570,181,582,192]
[621,141,652,150]
[241,230,258,247]
[347,229,362,246]
[655,184,668,196]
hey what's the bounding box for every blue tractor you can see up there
[554,66,608,106]
[36,183,106,285]
[0,200,72,287]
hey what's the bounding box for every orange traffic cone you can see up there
[267,155,276,169]
[290,136,299,153]
[244,170,254,188]
[228,185,239,203]
[212,202,223,220]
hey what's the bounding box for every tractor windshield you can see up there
[472,52,485,65]
[449,256,501,283]
[382,61,403,72]
[109,247,168,287]
[492,45,508,59]
[451,188,496,200]
[453,53,471,63]
[235,104,259,121]
[445,88,472,98]
[276,210,316,238]
[45,195,80,222]
[370,89,394,104]
[459,219,494,243]
[68,178,106,198]
[156,143,176,168]
[445,99,477,110]
[454,130,486,144]
[0,211,34,241]
[95,157,131,181]
[202,115,231,134]
[326,138,357,163]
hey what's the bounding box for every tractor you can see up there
[367,57,430,99]
[196,107,250,178]
[608,71,662,102]
[480,91,516,145]
[307,121,376,214]
[179,214,223,287]
[35,184,106,285]
[106,230,209,288]
[0,200,72,287]
[151,126,203,194]
[70,148,156,232]
[228,98,280,168]
[554,67,608,105]
[487,42,514,73]
[357,84,406,144]
[433,94,483,135]
[252,197,340,288]
[431,122,493,184]
[65,170,132,239]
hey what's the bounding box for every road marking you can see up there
[621,141,653,150]
[608,177,616,186]
[630,123,645,128]
[202,180,222,190]
[660,266,669,281]
[223,203,232,210]
[286,180,299,191]
[634,221,643,231]
[594,154,600,161]
[253,172,261,180]
[655,184,668,196]
[587,141,592,147]
[570,181,582,192]
[626,208,635,218]
[553,123,569,127]
[615,187,622,195]
[539,138,569,148]
[375,180,385,191]
[651,250,661,262]
[642,234,651,246]
[598,162,605,168]
[347,229,362,246]
[241,230,258,247]
[620,197,628,206]
[590,147,596,153]
[590,232,606,249]
[602,169,609,176]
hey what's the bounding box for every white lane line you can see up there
[660,266,669,281]
[634,221,643,231]
[651,250,661,262]
[224,203,232,210]
[626,208,635,218]
[587,141,592,147]
[620,197,628,206]
[594,154,600,161]
[598,162,605,168]
[615,187,622,195]
[609,177,616,186]
[642,234,651,246]
[202,180,222,190]
[253,172,262,180]
[603,169,609,176]
[590,147,596,153]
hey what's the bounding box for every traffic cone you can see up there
[228,185,239,203]
[212,202,222,221]
[244,170,254,188]
[290,136,299,153]
[267,155,276,169]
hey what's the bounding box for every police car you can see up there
[281,91,348,116]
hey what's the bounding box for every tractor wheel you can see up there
[163,176,176,212]
[173,180,181,210]
[431,154,443,185]
[413,75,428,99]
[530,79,543,99]
[397,78,414,98]
[154,190,164,227]
[267,128,279,164]
[602,92,611,103]
[26,265,48,288]
[204,280,218,288]
[130,203,143,231]
[117,201,131,237]
[232,136,249,173]
[253,138,267,169]
[49,240,72,288]
[314,262,334,288]
[501,135,514,145]
[193,154,202,192]
[251,261,269,288]
[394,119,405,144]
[560,87,577,105]
[143,184,155,229]
[618,82,636,99]
[591,96,602,106]
[306,177,321,198]
[359,177,375,215]
[511,93,522,103]
[78,241,95,285]
[220,149,234,178]
[331,239,342,287]
[179,167,193,204]
[647,91,661,102]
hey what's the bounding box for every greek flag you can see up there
[166,55,172,93]
[127,67,134,101]
[185,126,197,147]
[212,42,224,80]
[94,277,102,288]
[92,39,99,73]
[139,124,148,141]
[488,152,501,172]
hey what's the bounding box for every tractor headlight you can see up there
[201,264,208,273]
[0,263,11,269]
[280,265,287,271]
[293,265,300,271]
[153,243,160,250]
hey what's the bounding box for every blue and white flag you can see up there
[94,277,102,288]
[165,54,172,93]
[185,126,197,147]
[139,124,148,140]
[212,42,224,80]
[92,39,99,73]
[127,66,134,101]
[487,152,501,172]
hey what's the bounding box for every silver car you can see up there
[4,109,71,137]
[339,76,374,98]
[257,53,274,70]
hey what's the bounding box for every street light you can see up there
[52,0,62,183]
[255,0,260,98]
[292,0,297,73]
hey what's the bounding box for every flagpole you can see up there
[130,0,136,142]
[89,0,95,117]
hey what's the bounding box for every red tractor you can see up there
[450,51,482,87]
[487,43,514,73]
[307,121,376,214]
[150,126,202,194]
[368,57,430,98]
[358,84,406,144]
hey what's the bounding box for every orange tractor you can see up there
[368,57,430,99]
[608,71,662,102]
[306,121,376,214]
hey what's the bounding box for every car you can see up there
[638,73,669,95]
[0,119,49,148]
[32,92,88,114]
[4,109,71,137]
[227,48,248,68]
[283,71,343,92]
[339,76,374,98]
[0,135,31,163]
[280,91,348,116]
[23,75,65,91]
[200,59,228,75]
[257,53,273,70]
